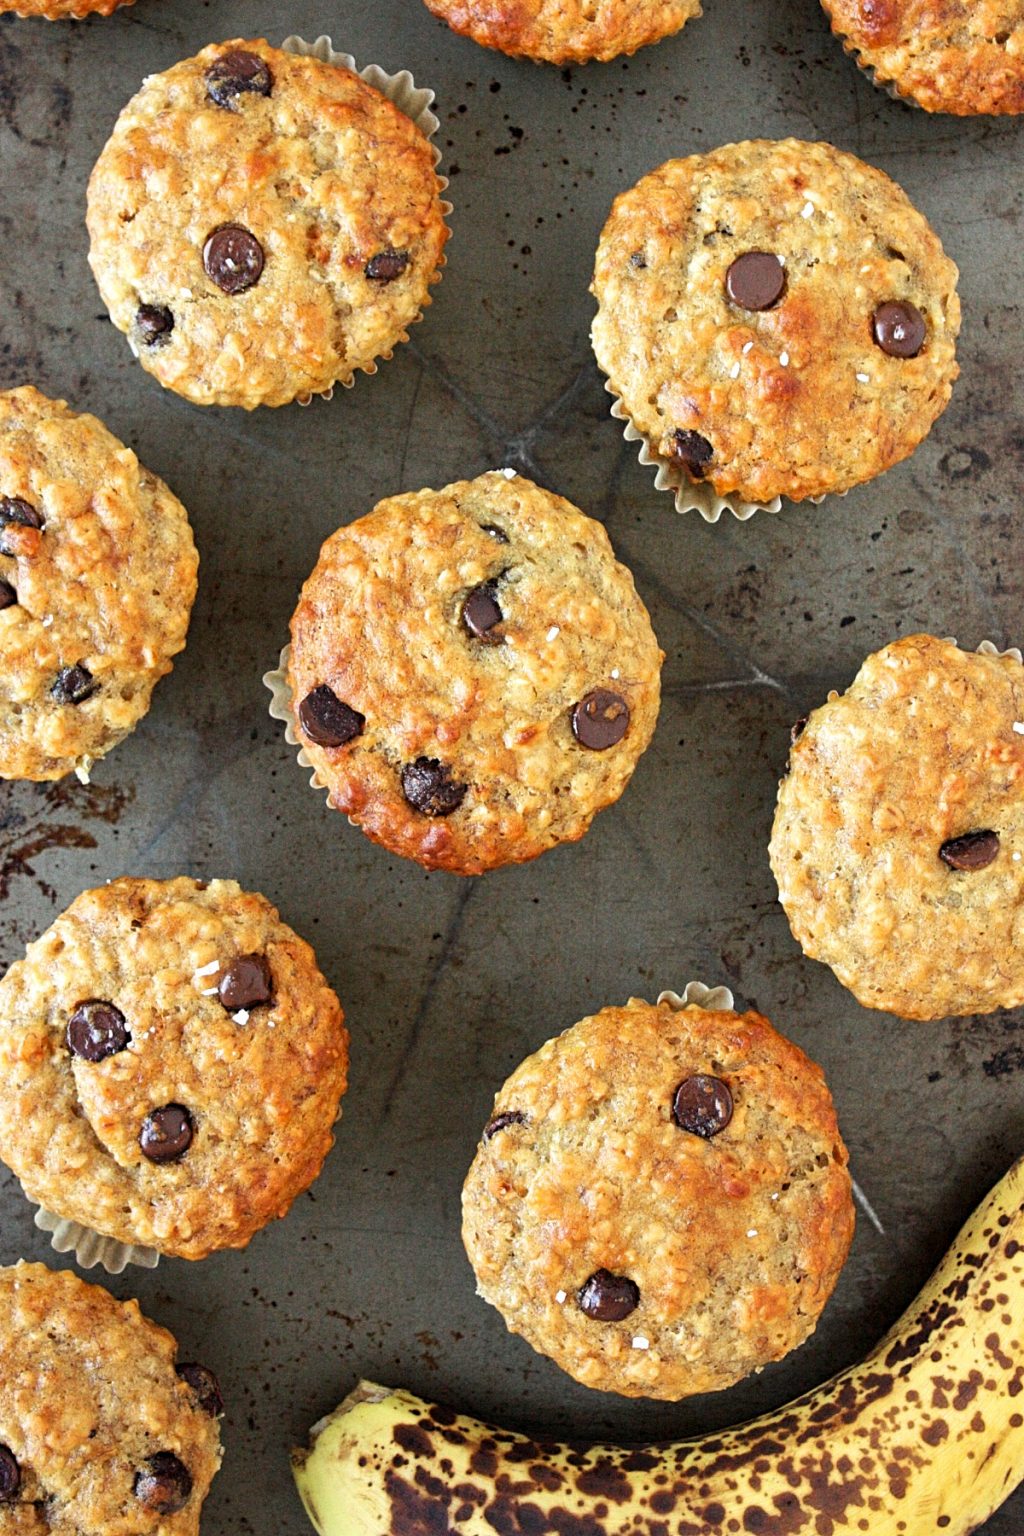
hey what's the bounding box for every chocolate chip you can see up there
[364,249,410,283]
[725,251,786,311]
[571,689,630,751]
[790,716,808,744]
[177,1363,224,1418]
[872,301,926,359]
[939,830,1000,871]
[203,225,264,295]
[577,1270,640,1322]
[462,581,503,641]
[482,1110,527,1140]
[134,1453,193,1514]
[206,49,272,108]
[218,954,272,1011]
[0,496,43,552]
[67,1000,130,1062]
[672,1075,733,1138]
[480,524,509,543]
[0,1446,19,1503]
[51,665,97,705]
[401,758,467,817]
[0,581,16,610]
[668,429,713,479]
[298,685,364,748]
[140,1105,194,1162]
[629,251,647,269]
[136,304,174,346]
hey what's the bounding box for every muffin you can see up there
[591,139,960,506]
[770,634,1024,1020]
[283,471,663,875]
[462,998,854,1399]
[0,386,197,781]
[0,877,348,1260]
[822,0,1024,115]
[0,1262,221,1535]
[420,0,701,64]
[1,0,131,16]
[87,39,449,409]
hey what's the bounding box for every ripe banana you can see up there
[292,1155,1024,1536]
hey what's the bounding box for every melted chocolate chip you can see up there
[205,49,272,108]
[571,689,630,751]
[482,1110,527,1141]
[0,496,43,552]
[577,1269,640,1322]
[203,225,264,295]
[177,1363,224,1418]
[0,1446,19,1503]
[67,1000,130,1062]
[401,758,467,817]
[51,665,97,705]
[134,1453,193,1514]
[136,304,174,346]
[0,581,16,610]
[140,1105,194,1162]
[462,581,503,641]
[790,716,808,744]
[725,251,786,311]
[364,249,410,283]
[673,1074,733,1138]
[218,954,272,1010]
[298,685,364,748]
[668,429,713,479]
[939,829,1000,871]
[873,301,926,359]
[480,524,509,544]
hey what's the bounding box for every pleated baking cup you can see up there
[821,17,929,111]
[656,981,735,1012]
[33,1205,160,1274]
[281,35,452,406]
[5,0,134,20]
[265,645,329,803]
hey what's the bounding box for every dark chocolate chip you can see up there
[136,304,174,346]
[668,429,713,479]
[203,225,264,295]
[577,1269,640,1322]
[482,1110,527,1141]
[364,249,410,283]
[725,251,786,311]
[134,1453,193,1515]
[0,581,16,610]
[176,1363,224,1418]
[938,829,1000,872]
[872,301,926,359]
[298,685,364,748]
[51,665,97,705]
[218,954,273,1011]
[462,581,503,641]
[401,757,467,817]
[139,1105,194,1162]
[790,716,808,744]
[0,496,43,552]
[67,1000,130,1062]
[571,689,630,751]
[0,1446,19,1503]
[672,1074,733,1138]
[205,49,272,108]
[480,524,509,544]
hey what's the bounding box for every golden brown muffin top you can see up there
[421,0,701,64]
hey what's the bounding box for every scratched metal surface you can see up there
[0,0,1022,1530]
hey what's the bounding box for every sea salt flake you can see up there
[201,986,218,996]
[771,1192,780,1201]
[856,373,870,384]
[1015,852,1022,863]
[232,1009,250,1025]
[742,340,754,355]
[195,960,220,977]
[801,200,815,219]
[632,1335,650,1350]
[747,1228,758,1238]
[779,351,790,367]
[547,625,560,642]
[41,615,53,628]
[502,467,516,479]
[555,1290,567,1304]
[74,764,91,785]
[610,668,620,680]
[730,362,740,379]
[1013,722,1024,735]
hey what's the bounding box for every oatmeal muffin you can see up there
[822,0,1024,115]
[771,634,1024,1020]
[284,471,662,875]
[0,877,348,1260]
[87,40,449,409]
[421,0,701,64]
[0,1262,221,1535]
[0,386,197,781]
[591,139,960,505]
[462,998,853,1399]
[1,0,131,16]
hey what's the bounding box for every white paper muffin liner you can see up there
[656,981,735,1012]
[265,645,331,804]
[33,1205,160,1274]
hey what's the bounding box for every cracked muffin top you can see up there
[822,0,1024,115]
[771,634,1024,1020]
[0,877,348,1260]
[420,0,701,64]
[86,40,449,409]
[462,999,853,1400]
[0,386,197,782]
[0,1262,221,1536]
[591,139,960,505]
[285,471,663,875]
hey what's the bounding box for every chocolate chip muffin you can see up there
[591,139,960,505]
[462,999,853,1399]
[0,386,197,782]
[284,472,663,875]
[2,0,130,15]
[0,1262,221,1535]
[421,0,701,64]
[87,40,449,409]
[0,877,348,1260]
[822,0,1024,115]
[771,635,1024,1020]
